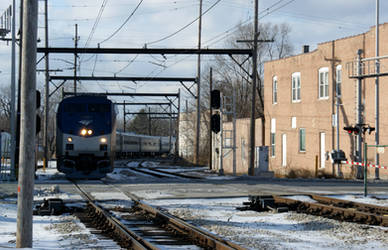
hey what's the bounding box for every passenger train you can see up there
[56,95,175,179]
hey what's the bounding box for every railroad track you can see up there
[127,161,204,179]
[71,180,245,249]
[240,194,388,227]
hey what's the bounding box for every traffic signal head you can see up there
[211,90,221,109]
[211,114,220,133]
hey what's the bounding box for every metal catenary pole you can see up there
[364,142,368,197]
[356,49,363,178]
[73,24,78,94]
[16,0,38,247]
[175,89,181,157]
[209,67,213,170]
[195,0,203,165]
[249,0,259,176]
[10,0,16,180]
[43,0,49,171]
[232,88,236,175]
[374,0,380,179]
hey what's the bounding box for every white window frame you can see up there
[336,65,342,97]
[291,72,301,102]
[272,76,278,104]
[299,128,306,152]
[319,67,329,99]
[270,133,275,157]
[270,118,276,157]
[291,117,297,129]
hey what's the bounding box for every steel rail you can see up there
[309,194,388,216]
[71,181,155,249]
[273,195,388,227]
[123,190,246,250]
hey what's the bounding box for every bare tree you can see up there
[182,22,294,164]
[206,22,294,119]
[0,86,12,131]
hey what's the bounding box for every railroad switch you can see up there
[237,195,289,213]
[33,198,69,216]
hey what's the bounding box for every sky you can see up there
[0,0,386,112]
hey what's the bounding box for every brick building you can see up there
[264,23,388,179]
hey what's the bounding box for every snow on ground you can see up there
[148,197,388,250]
[1,161,388,249]
[0,198,119,249]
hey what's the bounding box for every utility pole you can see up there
[375,0,380,179]
[73,24,78,94]
[10,0,16,180]
[209,68,213,170]
[43,0,49,172]
[248,0,259,176]
[195,0,203,165]
[16,0,38,247]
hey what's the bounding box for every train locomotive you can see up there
[56,95,117,178]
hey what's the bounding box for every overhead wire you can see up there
[145,0,222,46]
[99,0,144,44]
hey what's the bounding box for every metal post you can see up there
[219,93,224,175]
[364,142,368,197]
[123,101,126,132]
[336,68,341,177]
[248,0,258,176]
[16,0,38,247]
[195,0,203,165]
[169,104,172,152]
[73,24,78,94]
[375,0,380,180]
[148,107,151,135]
[209,68,213,170]
[10,0,16,180]
[175,89,181,157]
[356,49,363,178]
[232,88,236,176]
[43,0,49,171]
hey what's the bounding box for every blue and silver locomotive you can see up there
[56,95,117,178]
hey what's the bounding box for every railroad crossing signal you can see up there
[343,126,360,135]
[343,124,375,135]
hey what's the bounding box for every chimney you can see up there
[303,45,309,53]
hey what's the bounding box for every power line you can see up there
[84,0,108,48]
[100,0,144,44]
[146,0,222,46]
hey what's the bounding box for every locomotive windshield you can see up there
[64,103,110,113]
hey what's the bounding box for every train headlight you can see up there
[100,137,107,143]
[87,129,93,135]
[67,137,73,142]
[80,129,87,136]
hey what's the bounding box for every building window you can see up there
[291,117,297,129]
[291,72,301,102]
[270,133,275,157]
[272,76,278,104]
[336,65,342,97]
[271,118,276,157]
[319,67,329,99]
[299,128,306,152]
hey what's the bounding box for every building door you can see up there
[320,132,326,168]
[282,134,287,167]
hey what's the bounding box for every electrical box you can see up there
[330,150,347,164]
[256,146,269,173]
